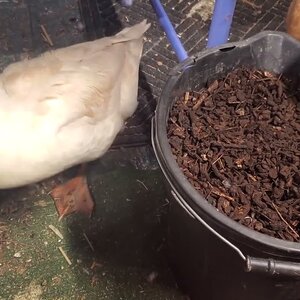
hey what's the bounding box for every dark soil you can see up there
[167,67,300,242]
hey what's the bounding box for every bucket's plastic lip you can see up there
[154,30,300,256]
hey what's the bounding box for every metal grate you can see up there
[79,0,291,147]
[0,0,291,147]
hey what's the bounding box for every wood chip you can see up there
[211,189,234,201]
[90,261,102,270]
[136,179,149,191]
[83,233,94,252]
[40,24,54,46]
[192,93,209,111]
[184,92,190,104]
[58,247,72,265]
[48,225,64,240]
[271,203,299,239]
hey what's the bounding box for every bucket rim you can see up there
[152,30,300,256]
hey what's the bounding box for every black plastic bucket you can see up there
[152,31,300,300]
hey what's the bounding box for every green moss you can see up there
[0,158,185,300]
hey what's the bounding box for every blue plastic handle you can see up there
[150,0,188,62]
[207,0,237,48]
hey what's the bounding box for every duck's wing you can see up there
[0,20,150,130]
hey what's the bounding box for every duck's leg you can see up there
[50,164,94,220]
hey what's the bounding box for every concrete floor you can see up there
[0,147,186,300]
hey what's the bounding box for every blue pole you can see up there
[150,0,188,62]
[207,0,237,48]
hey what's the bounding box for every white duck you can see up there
[0,20,150,219]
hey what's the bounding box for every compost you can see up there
[167,67,300,242]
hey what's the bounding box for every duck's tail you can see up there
[113,19,151,43]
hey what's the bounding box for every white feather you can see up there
[0,20,150,188]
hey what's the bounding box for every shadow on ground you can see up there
[0,147,186,300]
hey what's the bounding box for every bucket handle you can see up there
[246,257,300,277]
[170,190,247,261]
[151,117,300,278]
[171,189,300,277]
